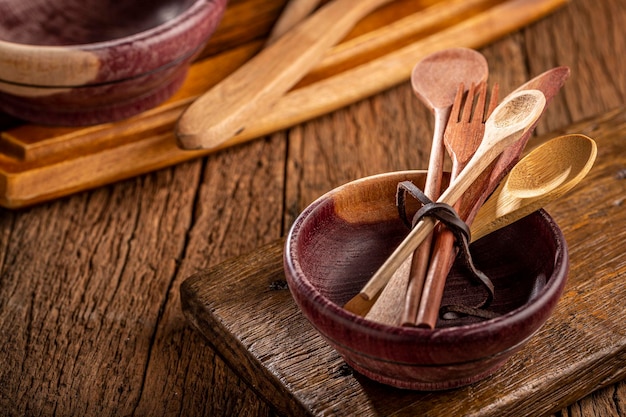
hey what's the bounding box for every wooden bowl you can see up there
[0,0,227,125]
[284,170,569,390]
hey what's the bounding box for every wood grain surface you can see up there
[0,0,565,208]
[1,0,625,416]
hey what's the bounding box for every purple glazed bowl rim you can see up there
[284,170,570,366]
[0,0,227,87]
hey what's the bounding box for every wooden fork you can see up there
[405,81,499,328]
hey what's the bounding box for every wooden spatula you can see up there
[176,0,393,150]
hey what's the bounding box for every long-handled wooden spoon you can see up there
[470,134,597,242]
[355,89,546,302]
[176,0,393,150]
[362,48,488,323]
[358,134,595,323]
[413,132,595,328]
[410,133,596,325]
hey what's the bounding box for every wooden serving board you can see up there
[181,108,626,417]
[0,0,567,208]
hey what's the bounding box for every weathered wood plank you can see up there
[181,106,626,417]
[130,138,288,415]
[0,163,200,415]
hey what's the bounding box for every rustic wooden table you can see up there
[1,0,624,415]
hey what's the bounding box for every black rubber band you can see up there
[396,180,498,320]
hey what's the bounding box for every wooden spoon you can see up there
[470,134,597,241]
[363,48,488,324]
[413,132,594,327]
[176,0,393,150]
[354,134,596,322]
[356,89,546,301]
[460,66,571,225]
[352,69,570,319]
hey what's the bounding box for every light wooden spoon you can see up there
[364,48,488,324]
[351,67,570,318]
[470,134,597,241]
[359,134,596,323]
[408,133,596,327]
[176,0,393,150]
[356,88,546,301]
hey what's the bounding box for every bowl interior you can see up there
[292,171,561,329]
[0,0,197,45]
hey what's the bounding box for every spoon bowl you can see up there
[507,134,596,196]
[471,134,597,241]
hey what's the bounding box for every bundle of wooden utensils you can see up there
[341,48,597,329]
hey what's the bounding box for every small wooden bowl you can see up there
[0,0,227,125]
[284,170,569,390]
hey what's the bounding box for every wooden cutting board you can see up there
[180,107,626,416]
[0,0,567,208]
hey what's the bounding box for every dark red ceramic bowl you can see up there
[284,170,569,390]
[0,0,227,125]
